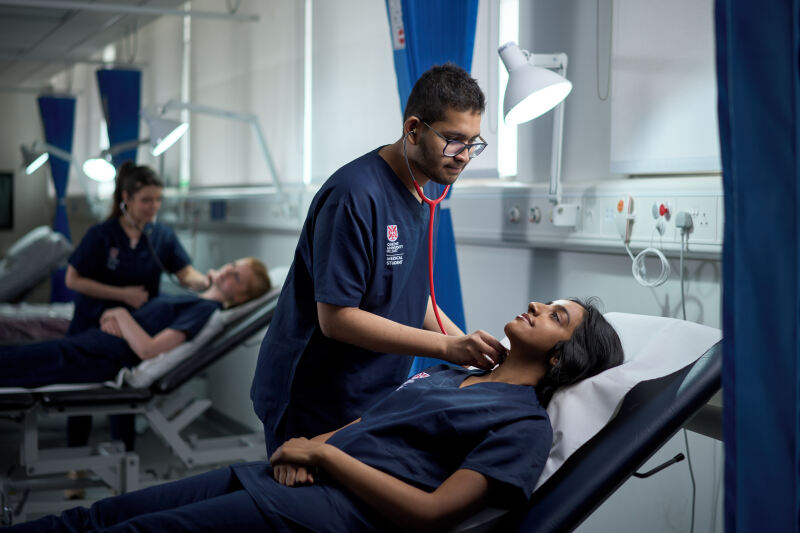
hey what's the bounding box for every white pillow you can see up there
[0,226,73,302]
[535,312,722,488]
[107,280,285,389]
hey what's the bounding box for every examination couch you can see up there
[456,313,723,533]
[0,287,281,524]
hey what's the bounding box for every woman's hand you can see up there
[272,463,315,487]
[100,317,123,337]
[444,331,508,370]
[270,437,333,486]
[270,437,327,466]
[119,285,148,308]
[101,307,132,324]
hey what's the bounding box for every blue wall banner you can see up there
[96,68,142,169]
[384,0,479,376]
[37,95,76,303]
[715,0,799,530]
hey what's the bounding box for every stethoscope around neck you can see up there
[119,201,198,294]
[403,131,450,336]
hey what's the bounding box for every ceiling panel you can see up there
[0,0,187,90]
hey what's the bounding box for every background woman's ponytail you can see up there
[108,161,163,220]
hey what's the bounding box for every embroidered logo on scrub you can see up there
[386,224,404,266]
[107,247,120,270]
[397,371,430,390]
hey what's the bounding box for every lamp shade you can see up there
[499,42,573,124]
[142,112,187,157]
[82,157,117,182]
[20,144,50,175]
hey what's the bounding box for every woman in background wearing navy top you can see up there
[7,298,623,532]
[0,258,271,389]
[66,162,209,335]
[64,162,210,453]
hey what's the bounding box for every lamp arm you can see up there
[161,99,283,195]
[530,53,568,205]
[32,140,74,165]
[106,138,148,156]
[32,141,108,220]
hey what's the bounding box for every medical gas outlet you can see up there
[652,201,671,236]
[615,195,635,243]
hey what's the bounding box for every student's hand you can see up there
[271,463,315,487]
[120,285,148,309]
[100,317,123,337]
[445,331,508,370]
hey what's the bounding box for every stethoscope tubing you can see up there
[403,133,450,336]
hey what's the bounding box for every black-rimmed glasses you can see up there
[422,121,487,159]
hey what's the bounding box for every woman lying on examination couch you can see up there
[0,257,270,389]
[5,298,623,533]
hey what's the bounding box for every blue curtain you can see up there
[96,68,141,168]
[715,1,799,531]
[37,95,76,302]
[384,0,478,376]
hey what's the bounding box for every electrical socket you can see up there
[675,197,716,242]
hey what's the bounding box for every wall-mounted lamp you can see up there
[82,111,189,182]
[20,140,108,219]
[499,41,578,227]
[141,110,188,157]
[156,99,283,196]
[20,142,52,175]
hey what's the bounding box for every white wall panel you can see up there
[310,0,399,182]
[190,0,304,186]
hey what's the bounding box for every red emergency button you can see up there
[659,204,669,217]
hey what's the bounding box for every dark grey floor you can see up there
[0,392,263,524]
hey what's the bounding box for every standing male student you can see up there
[252,64,506,454]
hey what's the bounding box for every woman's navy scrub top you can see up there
[251,148,435,453]
[234,365,552,531]
[67,218,192,335]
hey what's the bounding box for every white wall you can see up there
[310,0,400,182]
[189,0,305,186]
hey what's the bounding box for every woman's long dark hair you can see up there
[108,161,164,220]
[535,297,624,408]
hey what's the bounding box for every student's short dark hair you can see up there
[535,297,625,408]
[403,63,486,124]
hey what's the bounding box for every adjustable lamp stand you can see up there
[499,42,578,227]
[160,99,284,197]
[22,140,108,220]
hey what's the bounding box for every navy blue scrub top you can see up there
[70,294,220,365]
[67,219,192,335]
[236,365,551,519]
[0,295,221,388]
[251,147,435,454]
